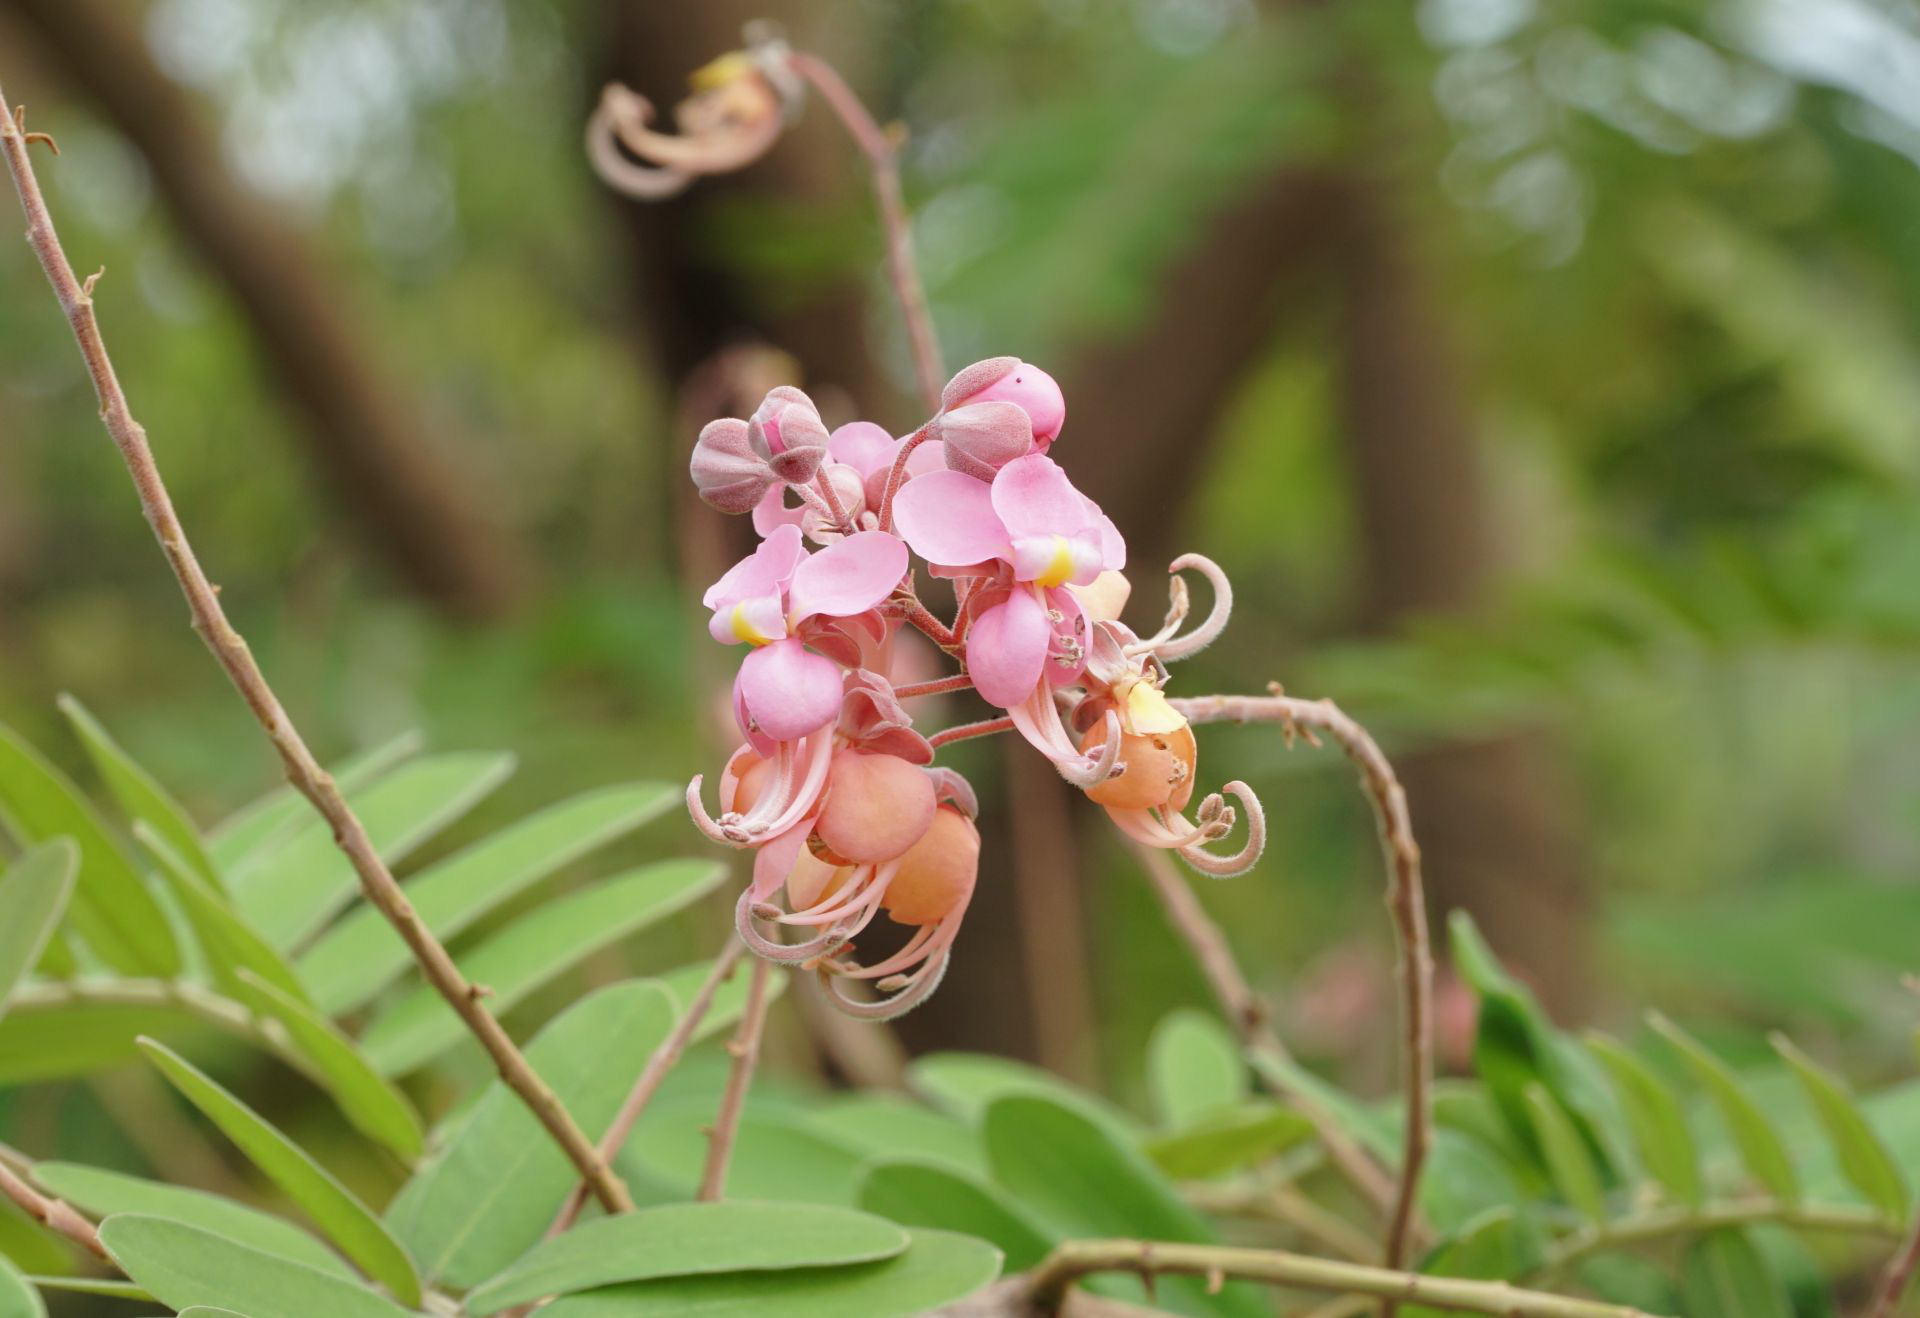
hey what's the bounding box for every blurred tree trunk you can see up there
[1328,176,1594,1020]
[3,0,531,619]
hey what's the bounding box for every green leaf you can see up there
[297,783,676,1014]
[0,1255,45,1318]
[18,1275,151,1301]
[909,1052,1137,1138]
[135,1039,420,1305]
[0,1000,205,1085]
[465,1202,910,1315]
[1403,1207,1546,1318]
[857,1158,1053,1272]
[360,860,724,1075]
[1147,1010,1247,1130]
[137,827,309,1006]
[29,1163,351,1279]
[1680,1228,1793,1318]
[388,980,677,1288]
[1771,1034,1908,1218]
[1586,1032,1703,1207]
[657,957,788,1044]
[60,695,219,889]
[99,1216,409,1318]
[1523,1084,1605,1224]
[805,1097,985,1176]
[1648,1014,1800,1203]
[231,751,515,948]
[233,970,424,1161]
[1247,1047,1399,1163]
[1143,1102,1315,1179]
[0,842,77,1023]
[0,719,179,975]
[982,1094,1264,1318]
[208,732,422,873]
[618,1106,865,1207]
[539,1229,1001,1318]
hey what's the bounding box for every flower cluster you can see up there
[687,358,1263,1018]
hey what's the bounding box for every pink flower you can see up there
[703,523,907,748]
[746,386,831,484]
[752,420,920,539]
[933,358,1066,479]
[892,454,1123,708]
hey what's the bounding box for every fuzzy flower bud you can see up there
[939,357,1066,454]
[689,418,776,514]
[748,386,831,485]
[934,401,1035,482]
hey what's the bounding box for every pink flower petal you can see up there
[788,531,907,622]
[751,484,809,538]
[736,638,845,743]
[828,421,898,479]
[703,522,804,611]
[965,587,1051,709]
[1009,532,1105,587]
[707,592,786,646]
[751,817,815,900]
[892,470,1011,568]
[990,455,1094,542]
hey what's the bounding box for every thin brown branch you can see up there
[786,51,942,410]
[550,937,749,1236]
[1025,1240,1665,1318]
[1868,1211,1920,1318]
[1130,843,1397,1219]
[0,80,630,1215]
[699,956,773,1201]
[0,1157,109,1261]
[1170,690,1433,1286]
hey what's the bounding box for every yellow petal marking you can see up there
[1034,535,1076,589]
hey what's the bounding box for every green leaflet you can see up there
[0,719,178,976]
[1649,1013,1800,1203]
[359,860,723,1075]
[137,827,308,1006]
[1680,1229,1793,1318]
[538,1229,1001,1318]
[0,842,78,1025]
[1586,1032,1703,1207]
[298,782,677,1013]
[858,1157,1053,1272]
[99,1216,409,1318]
[60,695,219,889]
[0,1254,45,1318]
[1772,1034,1908,1219]
[1147,1009,1248,1130]
[464,1202,910,1315]
[136,1039,420,1305]
[208,732,423,874]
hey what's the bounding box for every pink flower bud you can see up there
[748,385,830,484]
[935,401,1035,482]
[690,418,775,514]
[882,804,979,926]
[815,750,936,864]
[941,358,1066,446]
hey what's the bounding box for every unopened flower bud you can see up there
[748,386,830,485]
[935,401,1035,482]
[815,750,936,863]
[882,805,979,925]
[690,418,776,514]
[941,358,1066,446]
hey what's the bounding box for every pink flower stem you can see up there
[876,424,933,535]
[813,471,856,535]
[896,591,959,651]
[930,716,1015,749]
[1171,688,1433,1293]
[894,673,975,699]
[785,52,943,410]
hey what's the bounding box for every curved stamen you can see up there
[1175,780,1266,877]
[603,81,785,176]
[834,920,943,981]
[585,88,692,199]
[1104,803,1223,851]
[1009,689,1123,789]
[734,887,854,962]
[1130,553,1233,663]
[819,951,950,1020]
[779,862,899,927]
[685,775,746,845]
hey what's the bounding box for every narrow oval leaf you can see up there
[233,971,424,1161]
[658,956,789,1045]
[1148,1009,1248,1130]
[30,1162,351,1278]
[0,1255,45,1318]
[1680,1228,1793,1318]
[231,751,516,948]
[1648,1013,1799,1203]
[0,720,178,975]
[137,827,309,1006]
[619,1105,865,1207]
[540,1229,1001,1318]
[208,732,423,873]
[1586,1032,1703,1207]
[1402,1207,1547,1318]
[1523,1083,1606,1224]
[0,842,78,1023]
[982,1094,1265,1318]
[1143,1102,1315,1180]
[135,1039,420,1305]
[17,1276,151,1301]
[99,1216,409,1318]
[60,696,219,888]
[909,1052,1138,1138]
[858,1158,1053,1273]
[298,783,677,1014]
[360,861,724,1075]
[465,1202,910,1315]
[1772,1034,1908,1219]
[0,1000,205,1085]
[387,980,676,1288]
[805,1097,985,1175]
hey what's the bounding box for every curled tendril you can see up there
[1177,780,1266,877]
[1128,553,1233,664]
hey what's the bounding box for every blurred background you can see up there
[3,0,1919,1172]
